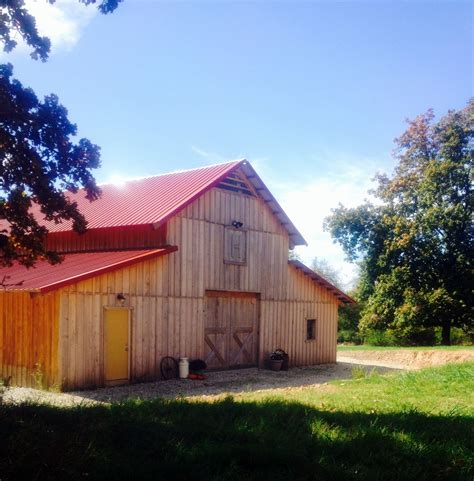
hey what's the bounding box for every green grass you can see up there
[0,363,473,481]
[337,344,474,351]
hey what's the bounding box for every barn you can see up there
[0,159,354,390]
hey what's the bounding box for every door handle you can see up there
[125,345,129,352]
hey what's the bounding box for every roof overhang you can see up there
[289,259,356,304]
[238,161,307,247]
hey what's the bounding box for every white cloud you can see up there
[189,147,389,290]
[264,153,390,289]
[1,0,96,58]
[190,146,228,164]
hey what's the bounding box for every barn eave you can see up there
[288,259,356,304]
[0,246,178,294]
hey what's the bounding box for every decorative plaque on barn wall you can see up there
[224,226,247,265]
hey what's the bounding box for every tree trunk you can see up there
[441,320,451,346]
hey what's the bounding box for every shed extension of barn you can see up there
[0,159,354,390]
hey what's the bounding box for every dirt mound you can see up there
[339,349,474,369]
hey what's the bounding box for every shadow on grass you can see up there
[0,397,472,481]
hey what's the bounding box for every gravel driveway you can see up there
[2,358,399,407]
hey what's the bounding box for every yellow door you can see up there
[104,309,130,385]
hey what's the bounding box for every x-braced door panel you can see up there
[204,291,259,369]
[204,327,228,369]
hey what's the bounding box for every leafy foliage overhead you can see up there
[0,63,101,266]
[0,0,122,61]
[325,100,473,344]
[0,0,122,267]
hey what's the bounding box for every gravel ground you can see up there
[5,349,469,407]
[2,360,399,407]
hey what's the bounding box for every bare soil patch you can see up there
[338,349,474,370]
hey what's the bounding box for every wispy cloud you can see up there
[191,145,228,164]
[266,152,390,288]
[190,147,388,288]
[1,0,96,58]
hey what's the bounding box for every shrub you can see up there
[435,327,474,346]
[337,329,363,345]
[363,329,399,346]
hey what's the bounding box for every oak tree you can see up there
[325,101,473,344]
[0,0,121,61]
[0,0,121,266]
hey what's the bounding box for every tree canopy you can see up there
[0,0,121,266]
[325,100,473,344]
[0,63,101,266]
[0,0,121,61]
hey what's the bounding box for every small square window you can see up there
[306,319,316,341]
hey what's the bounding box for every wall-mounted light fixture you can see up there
[231,220,244,229]
[116,293,126,305]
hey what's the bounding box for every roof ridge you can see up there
[11,158,307,246]
[98,159,246,187]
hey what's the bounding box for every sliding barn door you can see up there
[204,291,259,370]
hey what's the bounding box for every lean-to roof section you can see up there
[0,247,177,293]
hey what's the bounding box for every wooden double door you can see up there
[204,291,260,369]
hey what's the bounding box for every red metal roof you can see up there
[289,259,356,304]
[27,161,244,233]
[0,247,177,293]
[0,159,306,246]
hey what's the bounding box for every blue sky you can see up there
[4,0,473,286]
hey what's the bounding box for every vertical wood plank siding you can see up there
[0,291,60,388]
[58,184,339,390]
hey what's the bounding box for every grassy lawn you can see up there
[1,363,473,481]
[338,344,474,351]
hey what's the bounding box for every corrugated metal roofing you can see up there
[1,159,306,246]
[289,259,356,304]
[0,247,177,293]
[29,160,243,233]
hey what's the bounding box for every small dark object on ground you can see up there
[274,349,289,370]
[160,356,179,380]
[270,350,284,361]
[188,373,206,380]
[269,359,283,371]
[269,350,285,371]
[189,359,207,372]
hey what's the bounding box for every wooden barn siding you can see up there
[44,224,167,253]
[259,265,338,367]
[170,188,338,365]
[58,254,204,390]
[58,187,338,389]
[0,291,60,388]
